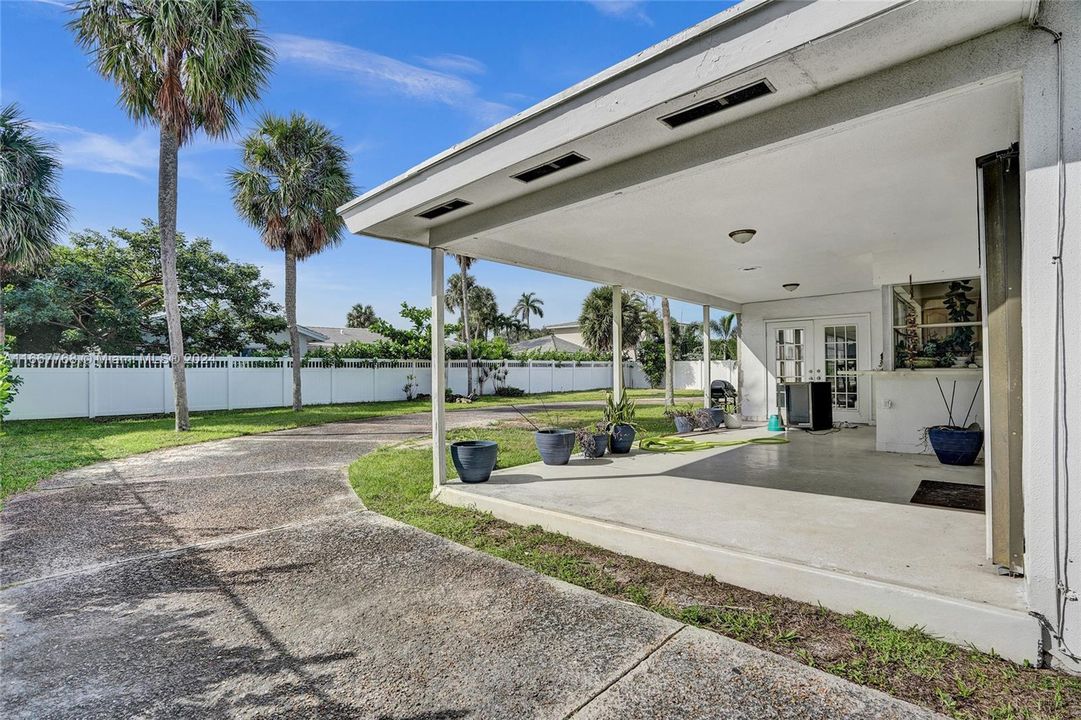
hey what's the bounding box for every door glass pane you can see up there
[775,327,808,410]
[822,325,858,412]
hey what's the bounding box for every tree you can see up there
[512,291,544,331]
[661,297,674,407]
[578,286,648,355]
[71,0,273,430]
[0,104,68,340]
[346,303,377,328]
[231,113,354,411]
[710,313,739,361]
[468,285,498,340]
[5,222,284,354]
[446,254,475,395]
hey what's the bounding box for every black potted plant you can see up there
[604,390,638,454]
[665,405,696,434]
[575,422,609,459]
[924,377,984,465]
[450,439,499,483]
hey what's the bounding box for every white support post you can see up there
[702,305,711,408]
[612,285,623,402]
[88,354,97,419]
[430,248,447,494]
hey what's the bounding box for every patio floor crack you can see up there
[563,624,687,718]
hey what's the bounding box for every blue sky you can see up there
[2,0,733,329]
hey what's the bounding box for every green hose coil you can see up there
[638,435,789,452]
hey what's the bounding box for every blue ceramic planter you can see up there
[582,432,608,459]
[535,429,575,465]
[451,440,499,483]
[609,424,636,454]
[928,427,984,466]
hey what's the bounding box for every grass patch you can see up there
[0,387,692,499]
[350,420,1081,720]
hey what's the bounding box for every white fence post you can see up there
[329,361,336,404]
[88,354,97,419]
[281,357,288,407]
[527,360,533,394]
[226,356,234,410]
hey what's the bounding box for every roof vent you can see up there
[511,152,589,183]
[659,80,775,129]
[416,198,472,220]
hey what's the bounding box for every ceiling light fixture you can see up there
[740,266,761,271]
[783,283,800,292]
[729,229,756,244]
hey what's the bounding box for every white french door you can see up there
[766,315,871,424]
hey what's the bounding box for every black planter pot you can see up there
[535,429,575,465]
[673,416,695,434]
[450,440,499,483]
[928,427,984,466]
[609,424,637,454]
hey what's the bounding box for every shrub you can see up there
[494,386,525,397]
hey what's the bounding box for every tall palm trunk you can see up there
[285,246,302,411]
[0,265,7,341]
[661,297,673,407]
[159,127,190,431]
[460,270,473,396]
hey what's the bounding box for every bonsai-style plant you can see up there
[575,421,609,459]
[693,407,718,431]
[603,390,638,454]
[924,377,984,465]
[665,404,697,434]
[900,305,923,369]
[943,280,977,365]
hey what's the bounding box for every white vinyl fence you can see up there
[7,355,735,421]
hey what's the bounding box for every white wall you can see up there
[874,373,985,454]
[738,290,884,421]
[6,356,652,421]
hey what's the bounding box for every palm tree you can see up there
[710,313,739,360]
[347,303,377,328]
[0,104,69,340]
[230,113,354,411]
[446,254,475,395]
[70,0,272,431]
[578,286,647,356]
[661,297,673,408]
[512,291,544,331]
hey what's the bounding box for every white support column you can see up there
[702,305,711,408]
[611,285,623,402]
[430,248,447,494]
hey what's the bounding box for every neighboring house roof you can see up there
[510,335,585,354]
[296,325,330,342]
[306,326,387,347]
[543,321,580,332]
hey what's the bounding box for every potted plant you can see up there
[723,403,743,429]
[924,378,984,466]
[707,406,726,427]
[693,407,718,431]
[534,428,575,465]
[575,422,609,459]
[665,405,696,434]
[604,391,638,454]
[450,439,499,483]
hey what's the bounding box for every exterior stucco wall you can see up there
[1016,0,1080,673]
[738,290,883,423]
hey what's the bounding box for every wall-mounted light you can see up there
[729,229,756,244]
[783,283,800,292]
[740,266,761,271]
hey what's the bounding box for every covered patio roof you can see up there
[340,0,1033,308]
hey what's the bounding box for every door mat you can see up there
[910,480,985,512]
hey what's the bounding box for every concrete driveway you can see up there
[1,410,939,719]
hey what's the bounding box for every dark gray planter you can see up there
[673,416,695,434]
[535,429,575,465]
[582,432,608,459]
[609,424,636,454]
[450,440,499,483]
[928,427,984,466]
[707,407,725,427]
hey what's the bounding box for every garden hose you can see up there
[638,435,789,453]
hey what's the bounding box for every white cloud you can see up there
[32,122,229,182]
[419,53,487,76]
[273,34,513,124]
[587,0,653,25]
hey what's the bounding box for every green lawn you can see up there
[350,416,1081,720]
[0,388,692,498]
